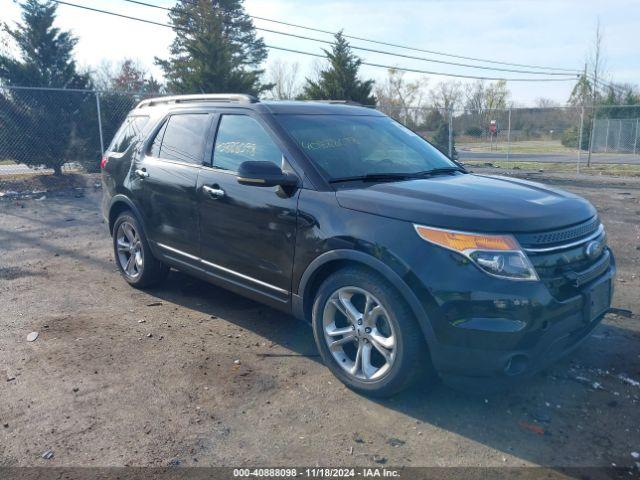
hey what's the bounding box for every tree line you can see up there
[1,0,638,174]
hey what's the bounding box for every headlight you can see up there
[414,225,539,281]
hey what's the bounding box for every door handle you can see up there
[134,168,149,179]
[203,185,225,198]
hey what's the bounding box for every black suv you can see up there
[102,94,615,396]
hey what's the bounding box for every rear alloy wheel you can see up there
[116,220,144,280]
[312,267,429,397]
[112,212,169,288]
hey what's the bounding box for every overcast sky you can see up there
[2,0,639,105]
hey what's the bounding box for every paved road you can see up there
[459,150,640,164]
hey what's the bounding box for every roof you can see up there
[261,101,383,116]
[134,94,383,116]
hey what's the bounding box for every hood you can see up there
[335,173,596,233]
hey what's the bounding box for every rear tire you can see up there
[112,212,169,288]
[312,267,430,397]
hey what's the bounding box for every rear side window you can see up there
[155,114,210,165]
[109,116,149,153]
[213,115,282,172]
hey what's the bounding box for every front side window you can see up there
[157,114,210,165]
[276,114,456,181]
[109,115,149,153]
[213,115,282,172]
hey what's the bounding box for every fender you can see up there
[294,249,437,348]
[108,194,142,227]
[108,194,149,239]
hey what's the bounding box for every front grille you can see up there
[524,221,609,300]
[516,217,600,248]
[564,250,611,287]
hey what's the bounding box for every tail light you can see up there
[100,155,108,169]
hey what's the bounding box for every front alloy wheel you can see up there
[323,287,396,381]
[312,267,429,397]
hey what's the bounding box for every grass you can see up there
[465,160,640,177]
[458,139,574,154]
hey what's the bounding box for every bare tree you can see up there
[485,80,509,110]
[587,18,605,166]
[430,80,463,111]
[308,58,325,83]
[464,80,509,112]
[265,59,300,100]
[90,58,158,93]
[91,59,117,90]
[535,97,561,109]
[463,81,482,112]
[375,68,429,128]
[461,80,510,139]
[589,19,605,105]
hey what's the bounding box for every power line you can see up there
[121,0,580,74]
[48,0,578,82]
[119,0,575,76]
[263,45,577,82]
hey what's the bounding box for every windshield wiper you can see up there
[329,167,466,184]
[329,172,417,184]
[414,166,467,176]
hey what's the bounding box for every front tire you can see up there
[112,212,169,288]
[312,267,429,397]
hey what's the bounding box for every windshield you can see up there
[276,114,457,181]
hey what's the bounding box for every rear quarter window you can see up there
[108,116,149,153]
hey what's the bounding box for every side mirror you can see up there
[237,161,298,188]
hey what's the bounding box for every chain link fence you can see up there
[380,104,640,172]
[592,117,640,153]
[0,86,140,177]
[1,86,639,180]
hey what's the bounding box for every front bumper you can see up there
[415,246,616,382]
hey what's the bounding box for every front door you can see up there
[197,113,299,304]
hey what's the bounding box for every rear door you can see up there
[196,112,299,304]
[131,111,213,257]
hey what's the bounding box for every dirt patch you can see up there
[0,172,639,469]
[0,173,99,197]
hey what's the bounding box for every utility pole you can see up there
[506,107,512,164]
[95,91,104,155]
[634,118,639,156]
[577,106,584,174]
[448,108,453,159]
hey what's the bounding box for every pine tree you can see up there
[0,0,89,89]
[431,121,457,159]
[0,0,92,175]
[568,73,594,108]
[156,0,271,96]
[300,31,376,105]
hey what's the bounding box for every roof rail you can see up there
[136,93,259,109]
[305,99,363,106]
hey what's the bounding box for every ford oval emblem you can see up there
[585,239,604,259]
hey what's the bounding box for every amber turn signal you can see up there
[414,225,519,253]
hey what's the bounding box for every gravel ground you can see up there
[0,172,639,470]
